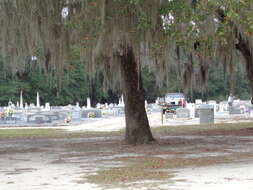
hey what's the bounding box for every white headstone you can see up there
[186,103,195,118]
[75,102,81,110]
[195,99,202,104]
[176,108,190,118]
[45,102,50,110]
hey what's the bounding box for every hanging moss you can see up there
[0,0,253,93]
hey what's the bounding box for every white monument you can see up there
[36,92,40,108]
[20,90,23,108]
[87,97,91,109]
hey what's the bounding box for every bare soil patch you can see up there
[0,123,253,189]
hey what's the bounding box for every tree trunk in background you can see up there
[217,9,253,103]
[119,45,155,144]
[235,29,253,104]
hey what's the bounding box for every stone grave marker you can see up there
[81,109,102,118]
[113,107,125,115]
[102,109,119,117]
[27,114,52,124]
[176,108,190,118]
[5,117,17,124]
[45,103,50,111]
[199,104,214,124]
[41,111,60,121]
[165,112,173,119]
[58,112,68,120]
[229,106,242,114]
[72,111,81,120]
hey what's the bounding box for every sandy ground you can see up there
[1,113,253,190]
[170,162,253,190]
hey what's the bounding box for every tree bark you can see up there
[119,45,155,144]
[234,28,253,103]
[217,9,253,103]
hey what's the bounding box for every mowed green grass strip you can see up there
[0,122,253,140]
[152,122,253,133]
[0,128,120,140]
[0,129,66,139]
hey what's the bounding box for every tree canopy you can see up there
[1,0,252,89]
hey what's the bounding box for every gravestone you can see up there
[113,107,125,115]
[41,111,60,121]
[96,103,101,109]
[0,117,5,124]
[45,103,50,111]
[165,112,174,119]
[186,103,195,118]
[229,106,242,114]
[150,104,161,112]
[208,100,218,114]
[195,99,202,104]
[195,107,201,118]
[102,109,118,117]
[72,111,81,120]
[199,105,214,124]
[176,108,190,118]
[12,113,23,123]
[81,109,102,118]
[58,112,69,120]
[27,114,52,124]
[0,117,17,124]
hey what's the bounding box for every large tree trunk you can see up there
[119,45,155,144]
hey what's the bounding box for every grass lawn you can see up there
[0,122,253,140]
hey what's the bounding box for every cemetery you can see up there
[1,91,253,129]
